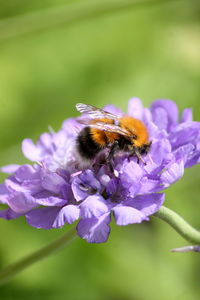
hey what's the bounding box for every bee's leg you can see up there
[128,153,133,162]
[135,150,147,165]
[106,141,119,172]
[107,141,119,162]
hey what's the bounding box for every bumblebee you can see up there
[75,103,151,167]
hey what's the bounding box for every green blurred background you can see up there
[0,0,200,299]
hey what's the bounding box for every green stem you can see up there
[0,226,77,285]
[154,206,200,244]
[0,0,183,42]
[1,205,199,284]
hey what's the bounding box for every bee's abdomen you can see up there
[77,127,102,159]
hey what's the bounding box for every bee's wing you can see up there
[76,118,91,125]
[90,122,132,138]
[76,103,119,120]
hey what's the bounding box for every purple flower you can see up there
[0,98,200,243]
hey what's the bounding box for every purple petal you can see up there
[27,204,80,229]
[52,205,80,227]
[106,177,119,195]
[113,206,146,226]
[1,164,20,174]
[39,133,52,149]
[125,193,165,216]
[128,98,144,120]
[22,139,43,161]
[26,207,61,229]
[185,151,200,168]
[15,165,40,182]
[21,179,42,194]
[161,161,184,187]
[77,214,111,243]
[149,139,172,165]
[151,100,178,128]
[151,106,168,130]
[41,171,66,193]
[22,134,53,162]
[72,170,101,202]
[0,208,22,220]
[121,161,143,186]
[5,178,27,193]
[7,192,38,213]
[139,177,160,194]
[62,118,82,137]
[80,170,101,190]
[103,104,123,117]
[170,123,200,148]
[120,161,143,197]
[36,196,67,207]
[143,109,160,138]
[181,108,193,123]
[80,195,109,218]
[0,184,9,204]
[173,143,195,164]
[71,177,88,201]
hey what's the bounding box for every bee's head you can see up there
[128,141,152,165]
[128,140,151,155]
[138,141,152,155]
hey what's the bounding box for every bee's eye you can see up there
[140,147,146,154]
[140,144,150,155]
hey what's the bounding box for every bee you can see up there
[75,103,151,168]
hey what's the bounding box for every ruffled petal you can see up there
[5,178,28,193]
[27,204,79,229]
[103,104,123,117]
[26,207,61,229]
[52,205,80,227]
[0,184,9,204]
[128,97,144,120]
[36,196,67,207]
[113,206,146,226]
[77,214,111,243]
[0,208,22,220]
[22,138,43,161]
[161,161,184,187]
[7,192,37,213]
[149,139,172,165]
[38,133,52,149]
[151,106,168,130]
[80,195,109,218]
[120,161,143,186]
[151,100,178,128]
[41,170,66,193]
[62,118,81,137]
[120,161,143,197]
[181,108,193,123]
[139,177,161,194]
[185,151,200,168]
[170,122,200,148]
[0,164,20,174]
[125,193,165,217]
[15,165,40,182]
[71,177,89,201]
[173,144,195,165]
[72,170,101,201]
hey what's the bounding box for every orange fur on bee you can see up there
[120,116,149,147]
[90,116,149,148]
[90,118,118,146]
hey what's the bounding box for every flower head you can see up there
[0,98,200,243]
